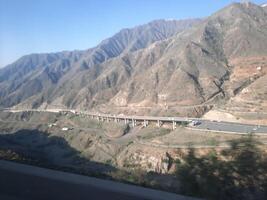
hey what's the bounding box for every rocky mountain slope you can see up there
[0,2,267,119]
[0,19,201,109]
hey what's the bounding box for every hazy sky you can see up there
[0,0,265,67]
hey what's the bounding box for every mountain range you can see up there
[1,2,267,118]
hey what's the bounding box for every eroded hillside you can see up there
[0,3,266,124]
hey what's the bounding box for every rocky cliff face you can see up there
[0,3,267,117]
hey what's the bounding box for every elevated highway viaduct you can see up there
[2,108,267,134]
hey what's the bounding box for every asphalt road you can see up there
[0,160,197,200]
[195,120,267,134]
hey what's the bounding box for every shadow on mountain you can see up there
[0,129,116,177]
[175,135,267,200]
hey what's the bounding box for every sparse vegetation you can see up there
[206,138,219,146]
[127,141,134,146]
[105,159,113,165]
[110,168,151,187]
[179,121,189,127]
[139,127,171,140]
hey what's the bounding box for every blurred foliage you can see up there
[175,135,267,200]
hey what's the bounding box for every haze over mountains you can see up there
[1,2,267,119]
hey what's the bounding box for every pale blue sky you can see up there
[0,0,265,67]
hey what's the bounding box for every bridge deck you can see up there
[85,112,190,122]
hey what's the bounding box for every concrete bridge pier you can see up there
[172,121,177,130]
[132,119,136,127]
[124,118,127,124]
[143,120,148,127]
[157,120,162,127]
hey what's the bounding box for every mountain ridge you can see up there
[0,2,266,120]
[0,18,202,108]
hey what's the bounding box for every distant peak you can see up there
[262,3,267,7]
